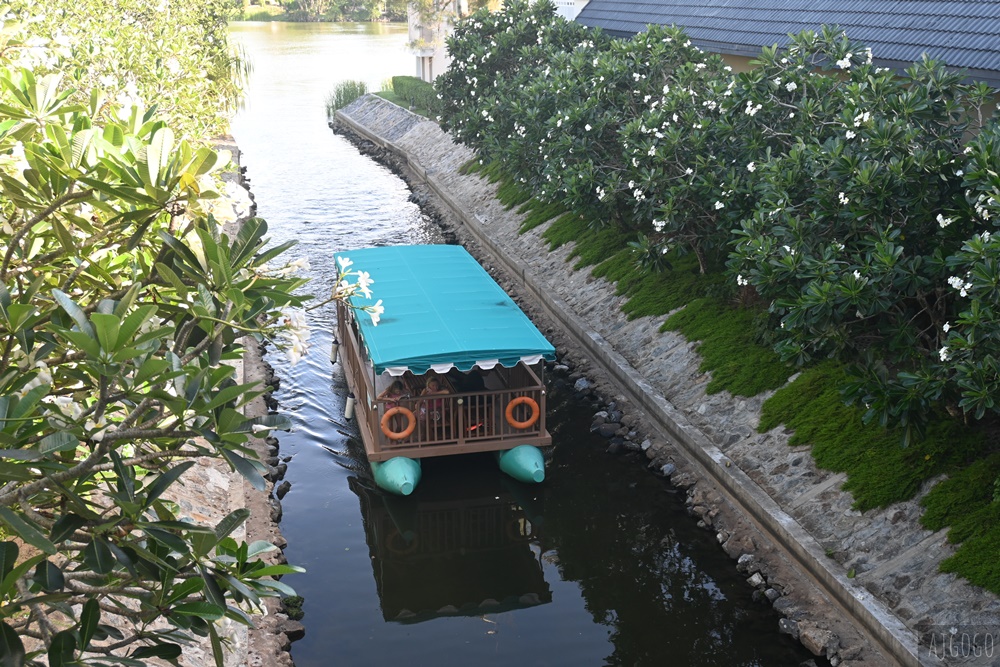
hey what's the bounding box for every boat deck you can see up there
[337,301,551,462]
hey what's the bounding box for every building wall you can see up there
[409,1,462,82]
[553,0,588,21]
[410,0,590,82]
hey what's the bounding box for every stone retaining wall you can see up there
[333,94,1000,667]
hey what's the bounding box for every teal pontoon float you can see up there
[334,245,556,496]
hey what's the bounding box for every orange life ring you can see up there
[385,528,418,555]
[381,406,416,440]
[505,396,540,429]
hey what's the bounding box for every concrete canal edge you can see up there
[330,96,975,667]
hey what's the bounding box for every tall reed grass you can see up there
[326,80,368,117]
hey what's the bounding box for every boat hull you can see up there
[371,457,422,496]
[497,445,545,484]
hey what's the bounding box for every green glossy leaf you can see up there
[142,526,189,554]
[214,508,250,542]
[255,578,298,597]
[0,553,44,604]
[1,303,35,330]
[79,598,100,649]
[50,513,86,544]
[0,507,55,554]
[10,384,48,421]
[139,520,212,534]
[52,289,95,338]
[48,629,78,665]
[38,431,77,456]
[243,563,305,578]
[110,450,134,503]
[0,620,25,667]
[0,450,40,463]
[83,537,114,574]
[59,328,102,358]
[199,565,226,609]
[142,461,195,510]
[132,643,182,660]
[232,217,267,266]
[204,382,258,411]
[145,127,174,187]
[117,305,157,348]
[0,543,16,582]
[246,540,278,559]
[234,414,292,434]
[90,312,121,352]
[32,560,64,592]
[172,601,225,621]
[184,146,219,177]
[162,577,203,606]
[220,449,266,491]
[222,573,257,604]
[105,542,137,578]
[71,127,96,167]
[209,621,225,667]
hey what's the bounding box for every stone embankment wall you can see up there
[334,94,1000,667]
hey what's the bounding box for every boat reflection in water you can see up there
[348,453,551,624]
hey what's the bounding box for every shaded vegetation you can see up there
[431,0,1000,594]
[760,363,988,511]
[921,454,1000,591]
[391,75,440,115]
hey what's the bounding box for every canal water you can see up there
[228,22,817,666]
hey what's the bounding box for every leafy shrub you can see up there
[760,364,984,510]
[436,1,1000,443]
[436,0,1000,592]
[0,0,379,662]
[391,75,439,114]
[244,7,286,21]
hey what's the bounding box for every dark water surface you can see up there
[228,22,815,666]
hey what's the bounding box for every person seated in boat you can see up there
[452,367,486,393]
[417,376,450,421]
[378,380,406,404]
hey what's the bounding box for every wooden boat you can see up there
[334,245,556,496]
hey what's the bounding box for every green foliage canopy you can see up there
[436,3,1000,444]
[0,1,376,664]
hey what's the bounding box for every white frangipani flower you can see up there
[367,300,384,326]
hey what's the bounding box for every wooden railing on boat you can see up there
[336,304,551,462]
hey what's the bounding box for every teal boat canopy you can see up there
[336,245,556,376]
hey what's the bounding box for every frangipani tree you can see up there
[438,7,1000,444]
[0,1,380,664]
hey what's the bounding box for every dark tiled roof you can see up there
[575,0,1000,86]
